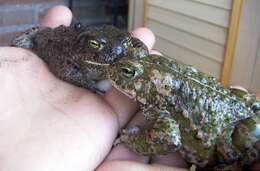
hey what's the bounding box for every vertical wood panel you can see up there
[231,0,260,92]
[128,0,145,30]
[250,42,260,91]
[221,0,243,86]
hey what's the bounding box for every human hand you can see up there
[0,6,116,171]
[1,5,258,171]
[0,5,188,171]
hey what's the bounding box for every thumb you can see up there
[97,160,188,171]
[40,5,72,28]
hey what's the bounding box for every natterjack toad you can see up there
[11,24,148,91]
[109,55,260,170]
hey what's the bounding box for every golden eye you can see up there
[89,40,103,50]
[120,67,136,79]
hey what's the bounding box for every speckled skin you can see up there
[11,24,148,91]
[11,24,260,170]
[109,55,260,170]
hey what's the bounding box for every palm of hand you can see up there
[0,47,120,170]
[0,6,145,171]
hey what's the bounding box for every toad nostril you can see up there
[112,46,124,56]
[71,65,80,75]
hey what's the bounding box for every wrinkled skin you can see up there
[11,24,148,91]
[9,18,259,168]
[109,55,260,170]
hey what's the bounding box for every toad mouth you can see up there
[84,60,110,66]
[110,80,136,100]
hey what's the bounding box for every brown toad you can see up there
[12,23,148,91]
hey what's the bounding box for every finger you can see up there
[97,160,188,171]
[105,144,148,163]
[104,88,139,129]
[126,110,149,127]
[150,50,163,56]
[151,154,188,168]
[132,27,155,51]
[40,5,72,28]
[104,28,155,128]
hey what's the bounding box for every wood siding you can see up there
[128,0,145,31]
[231,0,260,92]
[250,43,260,91]
[146,0,233,79]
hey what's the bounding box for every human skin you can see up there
[0,5,187,171]
[0,6,258,171]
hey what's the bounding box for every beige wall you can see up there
[129,0,259,92]
[128,0,145,31]
[145,0,233,79]
[231,0,260,93]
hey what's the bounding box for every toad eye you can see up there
[88,40,104,50]
[120,67,136,79]
[123,38,132,48]
[118,61,144,80]
[252,102,260,112]
[73,22,82,30]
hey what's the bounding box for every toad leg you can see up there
[215,126,242,168]
[230,86,260,114]
[141,105,171,122]
[119,116,182,155]
[11,27,43,49]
